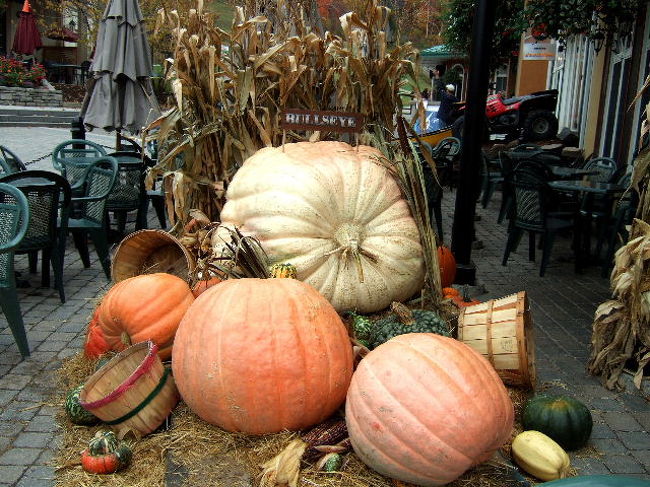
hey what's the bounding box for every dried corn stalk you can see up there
[588,98,650,390]
[144,0,420,232]
[364,121,443,310]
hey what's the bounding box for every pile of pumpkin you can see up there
[66,141,601,485]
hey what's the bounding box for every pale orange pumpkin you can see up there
[346,333,513,486]
[95,273,194,360]
[172,278,354,435]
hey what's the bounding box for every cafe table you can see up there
[548,179,626,272]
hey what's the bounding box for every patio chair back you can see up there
[0,182,31,356]
[0,146,27,173]
[76,157,119,226]
[52,139,108,187]
[583,157,617,183]
[0,171,72,303]
[511,161,553,232]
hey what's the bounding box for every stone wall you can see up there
[0,86,63,107]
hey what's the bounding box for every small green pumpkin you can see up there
[65,385,100,426]
[368,302,450,349]
[522,394,593,451]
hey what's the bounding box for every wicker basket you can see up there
[111,229,194,283]
[80,341,179,438]
[457,291,536,389]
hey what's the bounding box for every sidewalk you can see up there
[0,129,648,485]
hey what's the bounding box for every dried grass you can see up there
[54,353,544,487]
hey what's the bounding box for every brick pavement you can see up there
[0,131,647,485]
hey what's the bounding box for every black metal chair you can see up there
[0,171,72,303]
[502,161,575,277]
[480,152,504,210]
[432,137,461,188]
[0,183,31,357]
[60,157,119,279]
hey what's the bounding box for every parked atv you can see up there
[451,89,559,142]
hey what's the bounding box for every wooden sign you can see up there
[280,109,365,133]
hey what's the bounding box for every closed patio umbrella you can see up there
[80,0,160,135]
[12,0,42,56]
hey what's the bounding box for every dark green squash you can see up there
[522,394,593,451]
[367,302,450,350]
[65,385,101,426]
[540,475,650,486]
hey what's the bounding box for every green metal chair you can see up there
[0,171,72,303]
[0,183,31,357]
[105,151,150,233]
[52,139,107,189]
[0,146,28,173]
[60,157,118,279]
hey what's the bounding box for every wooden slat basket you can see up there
[457,291,536,389]
[80,341,180,438]
[111,229,194,283]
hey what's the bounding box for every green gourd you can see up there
[540,475,650,486]
[368,302,450,349]
[65,385,100,426]
[522,394,593,451]
[348,311,373,347]
[322,453,343,472]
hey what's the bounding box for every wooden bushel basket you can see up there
[457,291,536,389]
[111,229,194,283]
[80,341,179,438]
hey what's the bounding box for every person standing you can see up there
[437,84,458,127]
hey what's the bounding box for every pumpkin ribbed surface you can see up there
[172,278,354,435]
[96,273,194,360]
[345,333,514,487]
[219,141,425,313]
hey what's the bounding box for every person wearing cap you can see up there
[437,83,459,127]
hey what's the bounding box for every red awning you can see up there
[46,27,79,42]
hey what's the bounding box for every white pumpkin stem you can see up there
[324,224,378,283]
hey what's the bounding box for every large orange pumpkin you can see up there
[346,333,513,486]
[95,273,194,360]
[84,309,110,359]
[172,278,354,435]
[437,246,456,288]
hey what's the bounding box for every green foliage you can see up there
[524,0,642,47]
[441,0,527,68]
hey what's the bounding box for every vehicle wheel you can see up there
[452,116,464,139]
[522,109,558,141]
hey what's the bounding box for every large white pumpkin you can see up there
[219,141,425,313]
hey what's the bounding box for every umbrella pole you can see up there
[116,129,121,151]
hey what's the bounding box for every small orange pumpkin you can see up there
[438,246,457,288]
[442,287,460,298]
[95,273,194,360]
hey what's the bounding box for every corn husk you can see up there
[588,98,650,390]
[144,0,420,232]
